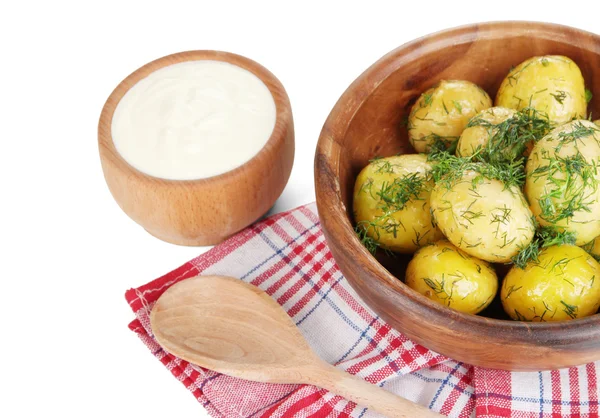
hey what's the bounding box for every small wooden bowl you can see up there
[315,22,600,370]
[99,51,294,246]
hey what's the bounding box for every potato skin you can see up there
[501,245,600,321]
[430,170,535,263]
[353,154,442,253]
[525,120,600,245]
[457,107,517,157]
[496,55,587,124]
[405,240,498,314]
[408,80,492,153]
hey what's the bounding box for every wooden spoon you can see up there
[150,275,442,418]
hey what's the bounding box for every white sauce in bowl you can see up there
[111,60,276,180]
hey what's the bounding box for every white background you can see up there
[2,1,598,416]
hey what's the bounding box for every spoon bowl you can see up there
[150,275,442,418]
[151,275,315,382]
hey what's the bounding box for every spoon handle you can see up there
[306,361,443,418]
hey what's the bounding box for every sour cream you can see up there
[111,60,276,180]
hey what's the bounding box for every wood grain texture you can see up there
[98,51,294,246]
[315,22,600,371]
[151,275,442,418]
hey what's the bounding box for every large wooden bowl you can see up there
[99,51,294,246]
[315,22,600,371]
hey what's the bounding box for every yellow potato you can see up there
[405,240,498,314]
[430,170,535,263]
[353,154,443,253]
[595,119,600,127]
[525,120,600,245]
[501,245,600,321]
[496,55,587,124]
[408,80,492,153]
[457,107,517,157]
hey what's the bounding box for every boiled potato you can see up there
[430,169,535,263]
[405,240,498,314]
[496,55,587,124]
[408,80,492,153]
[457,107,517,157]
[525,120,600,245]
[595,119,600,127]
[501,245,600,321]
[353,154,443,253]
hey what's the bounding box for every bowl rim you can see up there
[98,49,291,185]
[315,21,600,345]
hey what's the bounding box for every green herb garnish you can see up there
[428,149,526,192]
[422,93,433,107]
[354,171,427,255]
[530,150,599,224]
[465,106,552,164]
[550,90,568,104]
[510,226,577,269]
[560,300,578,319]
[452,100,463,113]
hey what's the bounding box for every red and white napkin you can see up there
[126,203,599,417]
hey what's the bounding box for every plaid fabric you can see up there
[126,202,600,417]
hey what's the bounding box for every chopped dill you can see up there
[560,300,578,319]
[423,277,450,305]
[513,309,529,321]
[422,93,434,107]
[511,240,540,269]
[412,227,432,247]
[550,257,572,275]
[372,159,395,174]
[506,61,532,87]
[550,90,568,104]
[452,100,463,113]
[376,173,426,211]
[530,150,599,224]
[556,121,599,145]
[357,177,374,196]
[465,106,552,164]
[354,171,427,254]
[537,226,577,247]
[423,274,462,307]
[442,100,450,115]
[581,240,600,262]
[428,149,526,191]
[354,221,382,255]
[510,226,576,269]
[504,284,523,298]
[419,134,459,153]
[460,199,485,225]
[475,295,492,310]
[586,88,593,103]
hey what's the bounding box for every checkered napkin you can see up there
[126,202,599,417]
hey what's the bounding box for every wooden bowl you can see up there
[99,51,294,246]
[315,22,600,371]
